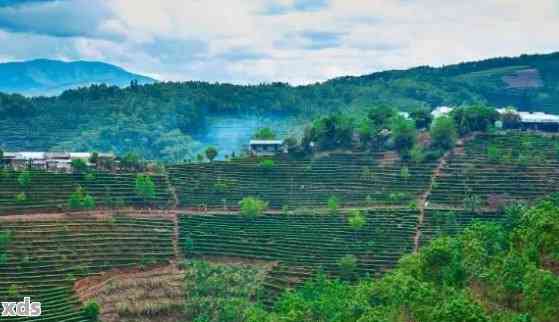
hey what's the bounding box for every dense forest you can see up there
[1,52,558,161]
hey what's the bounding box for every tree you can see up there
[348,209,367,231]
[239,197,268,218]
[253,127,276,140]
[501,110,522,129]
[430,116,458,150]
[135,174,156,206]
[205,146,218,162]
[451,105,499,135]
[68,186,95,210]
[259,159,274,171]
[17,171,31,189]
[327,196,340,215]
[82,300,100,321]
[89,152,99,164]
[410,107,433,129]
[368,105,396,129]
[71,158,88,173]
[15,192,27,204]
[337,254,359,280]
[302,114,354,151]
[390,115,417,159]
[120,152,141,170]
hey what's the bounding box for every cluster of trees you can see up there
[2,52,558,161]
[235,199,559,322]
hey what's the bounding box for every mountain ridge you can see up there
[0,58,156,96]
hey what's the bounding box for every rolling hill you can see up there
[0,59,156,96]
[1,52,559,160]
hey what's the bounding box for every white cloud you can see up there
[0,0,557,84]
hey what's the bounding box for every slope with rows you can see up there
[429,133,559,208]
[0,215,174,322]
[168,153,437,209]
[179,209,417,277]
[0,169,172,215]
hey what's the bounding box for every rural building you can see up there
[431,106,454,118]
[249,140,287,156]
[497,109,559,132]
[0,151,116,171]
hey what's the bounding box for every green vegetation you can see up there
[205,146,218,162]
[239,196,268,218]
[71,158,88,173]
[234,200,559,322]
[183,260,267,322]
[0,230,10,265]
[68,186,96,210]
[2,52,559,160]
[259,159,275,171]
[17,170,31,189]
[390,115,417,159]
[82,300,100,321]
[430,116,458,150]
[135,174,156,206]
[327,196,340,215]
[253,127,277,140]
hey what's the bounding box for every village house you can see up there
[249,140,287,156]
[0,151,116,172]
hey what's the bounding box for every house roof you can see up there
[496,108,559,123]
[14,152,46,160]
[249,140,284,145]
[431,106,454,118]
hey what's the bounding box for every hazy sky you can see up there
[0,0,557,84]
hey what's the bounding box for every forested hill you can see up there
[0,52,558,161]
[0,59,155,96]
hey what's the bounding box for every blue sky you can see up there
[0,0,557,84]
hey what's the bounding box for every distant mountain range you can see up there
[0,59,156,96]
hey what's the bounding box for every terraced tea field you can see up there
[168,153,438,209]
[0,170,172,215]
[429,133,559,208]
[0,215,174,322]
[2,132,559,320]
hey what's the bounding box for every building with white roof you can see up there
[431,106,454,118]
[249,140,286,156]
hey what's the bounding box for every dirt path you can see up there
[412,134,478,252]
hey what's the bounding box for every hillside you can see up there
[0,59,156,96]
[0,131,558,321]
[1,52,559,161]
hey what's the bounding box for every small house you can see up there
[497,109,559,132]
[249,140,286,156]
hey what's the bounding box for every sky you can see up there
[0,0,558,84]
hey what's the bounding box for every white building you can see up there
[431,106,454,118]
[249,140,286,156]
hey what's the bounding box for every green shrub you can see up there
[17,171,31,189]
[239,197,268,218]
[68,186,95,210]
[71,159,88,173]
[15,192,27,204]
[348,209,366,231]
[259,159,275,171]
[337,254,358,280]
[82,300,100,321]
[135,174,156,206]
[205,146,218,162]
[327,196,340,215]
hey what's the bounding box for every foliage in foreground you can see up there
[238,201,559,322]
[183,260,267,322]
